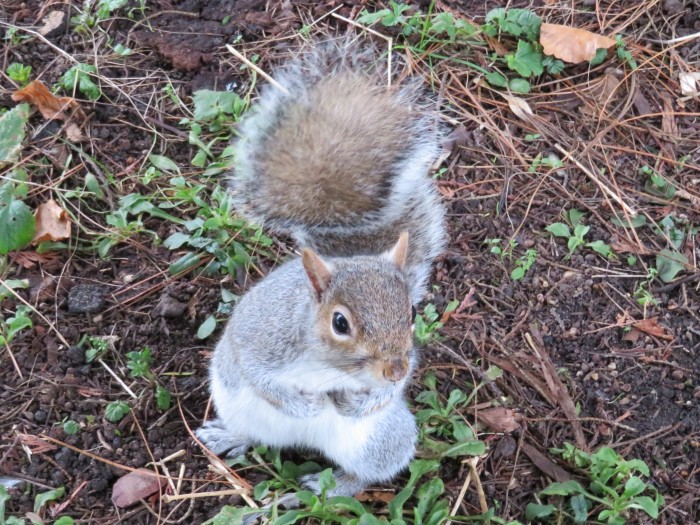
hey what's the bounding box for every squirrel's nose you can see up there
[382,357,408,382]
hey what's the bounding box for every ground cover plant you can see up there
[0,0,698,524]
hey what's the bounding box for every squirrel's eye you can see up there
[332,312,350,335]
[411,305,417,322]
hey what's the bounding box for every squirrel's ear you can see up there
[302,248,333,300]
[384,231,409,271]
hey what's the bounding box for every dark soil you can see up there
[1,0,699,524]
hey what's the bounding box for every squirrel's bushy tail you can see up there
[231,38,446,302]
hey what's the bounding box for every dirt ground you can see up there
[1,0,699,524]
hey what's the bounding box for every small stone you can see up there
[590,372,599,381]
[671,370,684,381]
[33,410,47,423]
[68,284,106,313]
[608,362,617,370]
[67,345,85,365]
[152,293,187,318]
[621,383,632,392]
[619,397,631,405]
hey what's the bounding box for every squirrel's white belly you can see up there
[211,375,383,459]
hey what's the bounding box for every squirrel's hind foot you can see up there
[300,470,367,497]
[196,418,250,457]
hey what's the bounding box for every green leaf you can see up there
[104,401,129,422]
[656,249,688,283]
[192,90,245,122]
[59,64,100,100]
[156,385,172,411]
[540,480,586,496]
[508,77,531,93]
[590,48,608,66]
[169,252,201,274]
[388,460,440,520]
[0,278,29,300]
[505,9,541,40]
[570,494,589,523]
[197,315,217,339]
[627,496,659,518]
[525,503,555,520]
[511,266,525,280]
[0,194,35,254]
[610,214,646,228]
[0,103,29,166]
[149,154,180,174]
[63,420,79,435]
[206,505,262,525]
[586,240,612,258]
[357,9,393,26]
[543,55,565,74]
[54,517,75,525]
[443,439,486,457]
[326,496,366,517]
[506,41,544,78]
[163,232,191,249]
[34,486,65,513]
[485,70,508,87]
[545,222,571,238]
[357,513,385,525]
[568,208,586,226]
[623,476,646,498]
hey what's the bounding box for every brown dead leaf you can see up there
[18,433,57,454]
[12,80,79,120]
[33,199,71,243]
[476,407,519,433]
[622,328,642,343]
[502,94,533,120]
[633,317,674,341]
[522,443,571,482]
[64,122,83,142]
[112,469,165,508]
[633,88,653,116]
[10,251,61,269]
[484,34,509,56]
[610,237,652,255]
[540,23,616,64]
[38,11,65,36]
[661,94,679,138]
[355,491,395,504]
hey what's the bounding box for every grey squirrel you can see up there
[196,39,447,500]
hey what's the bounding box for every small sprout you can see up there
[63,420,79,435]
[105,401,130,422]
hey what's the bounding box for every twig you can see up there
[98,359,137,399]
[554,144,638,217]
[468,457,488,514]
[162,488,246,503]
[225,45,289,95]
[446,464,473,525]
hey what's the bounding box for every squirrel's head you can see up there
[302,232,415,387]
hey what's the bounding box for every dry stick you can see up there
[331,13,393,87]
[445,465,473,525]
[468,457,488,514]
[98,359,137,399]
[163,488,246,503]
[553,143,638,218]
[225,45,289,95]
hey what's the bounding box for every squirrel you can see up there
[196,39,447,501]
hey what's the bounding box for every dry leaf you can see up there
[502,94,533,119]
[476,407,519,433]
[33,199,71,243]
[633,317,674,341]
[10,251,61,269]
[64,122,83,142]
[112,469,165,508]
[39,11,65,36]
[610,237,652,255]
[661,94,678,137]
[18,433,57,454]
[522,443,571,482]
[12,80,78,120]
[679,72,700,96]
[540,23,616,64]
[355,491,395,504]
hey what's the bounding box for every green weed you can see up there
[414,301,459,345]
[59,63,101,100]
[0,305,33,348]
[528,444,663,524]
[546,209,613,259]
[105,401,130,422]
[7,63,32,86]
